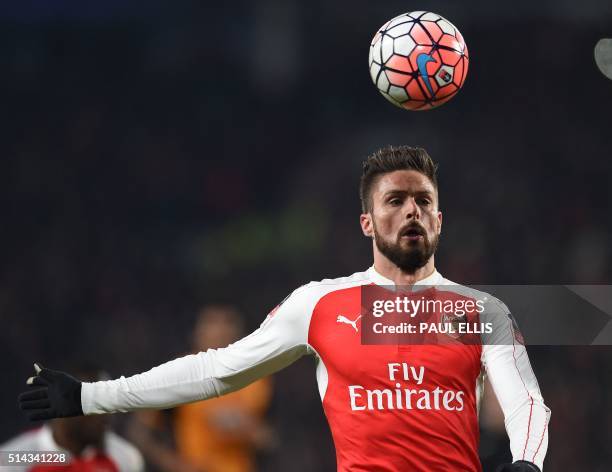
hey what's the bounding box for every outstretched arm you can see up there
[20,288,312,419]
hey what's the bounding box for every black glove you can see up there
[496,461,541,472]
[18,363,83,420]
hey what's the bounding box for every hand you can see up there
[496,461,541,472]
[18,363,83,420]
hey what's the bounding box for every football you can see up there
[369,11,469,110]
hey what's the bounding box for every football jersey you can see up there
[0,425,144,472]
[82,267,550,471]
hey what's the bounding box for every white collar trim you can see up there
[366,266,443,287]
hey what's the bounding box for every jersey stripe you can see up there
[510,328,535,461]
[532,420,548,463]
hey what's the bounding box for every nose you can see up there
[404,197,421,220]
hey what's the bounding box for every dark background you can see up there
[1,0,611,470]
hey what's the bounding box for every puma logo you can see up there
[336,314,362,332]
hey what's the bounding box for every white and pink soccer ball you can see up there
[369,11,469,110]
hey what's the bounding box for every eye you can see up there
[388,198,402,206]
[417,197,431,206]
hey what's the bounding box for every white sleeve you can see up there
[81,288,312,415]
[482,299,551,471]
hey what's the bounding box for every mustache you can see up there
[398,222,426,238]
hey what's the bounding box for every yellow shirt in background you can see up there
[173,377,272,472]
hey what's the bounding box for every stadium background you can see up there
[1,0,611,470]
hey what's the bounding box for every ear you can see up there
[437,210,443,234]
[360,213,374,238]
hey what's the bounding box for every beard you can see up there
[373,221,439,274]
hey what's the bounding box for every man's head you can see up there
[359,146,442,274]
[192,305,244,351]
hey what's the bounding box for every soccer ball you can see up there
[369,11,469,111]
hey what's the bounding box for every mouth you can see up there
[399,226,425,242]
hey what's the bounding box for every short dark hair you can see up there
[359,145,438,212]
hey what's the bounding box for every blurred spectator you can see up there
[127,305,274,472]
[1,365,144,472]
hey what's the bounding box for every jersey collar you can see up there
[366,266,443,287]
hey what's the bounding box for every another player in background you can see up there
[4,365,143,472]
[18,146,550,471]
[126,305,274,472]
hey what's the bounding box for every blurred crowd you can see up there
[1,0,611,470]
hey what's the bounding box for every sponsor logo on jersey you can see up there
[336,314,362,332]
[348,363,465,412]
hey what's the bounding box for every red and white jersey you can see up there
[82,267,550,471]
[0,425,144,472]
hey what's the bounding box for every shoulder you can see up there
[268,270,370,322]
[104,431,144,472]
[436,276,510,314]
[436,276,517,344]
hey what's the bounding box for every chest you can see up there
[307,286,483,391]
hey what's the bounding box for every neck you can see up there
[372,251,436,285]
